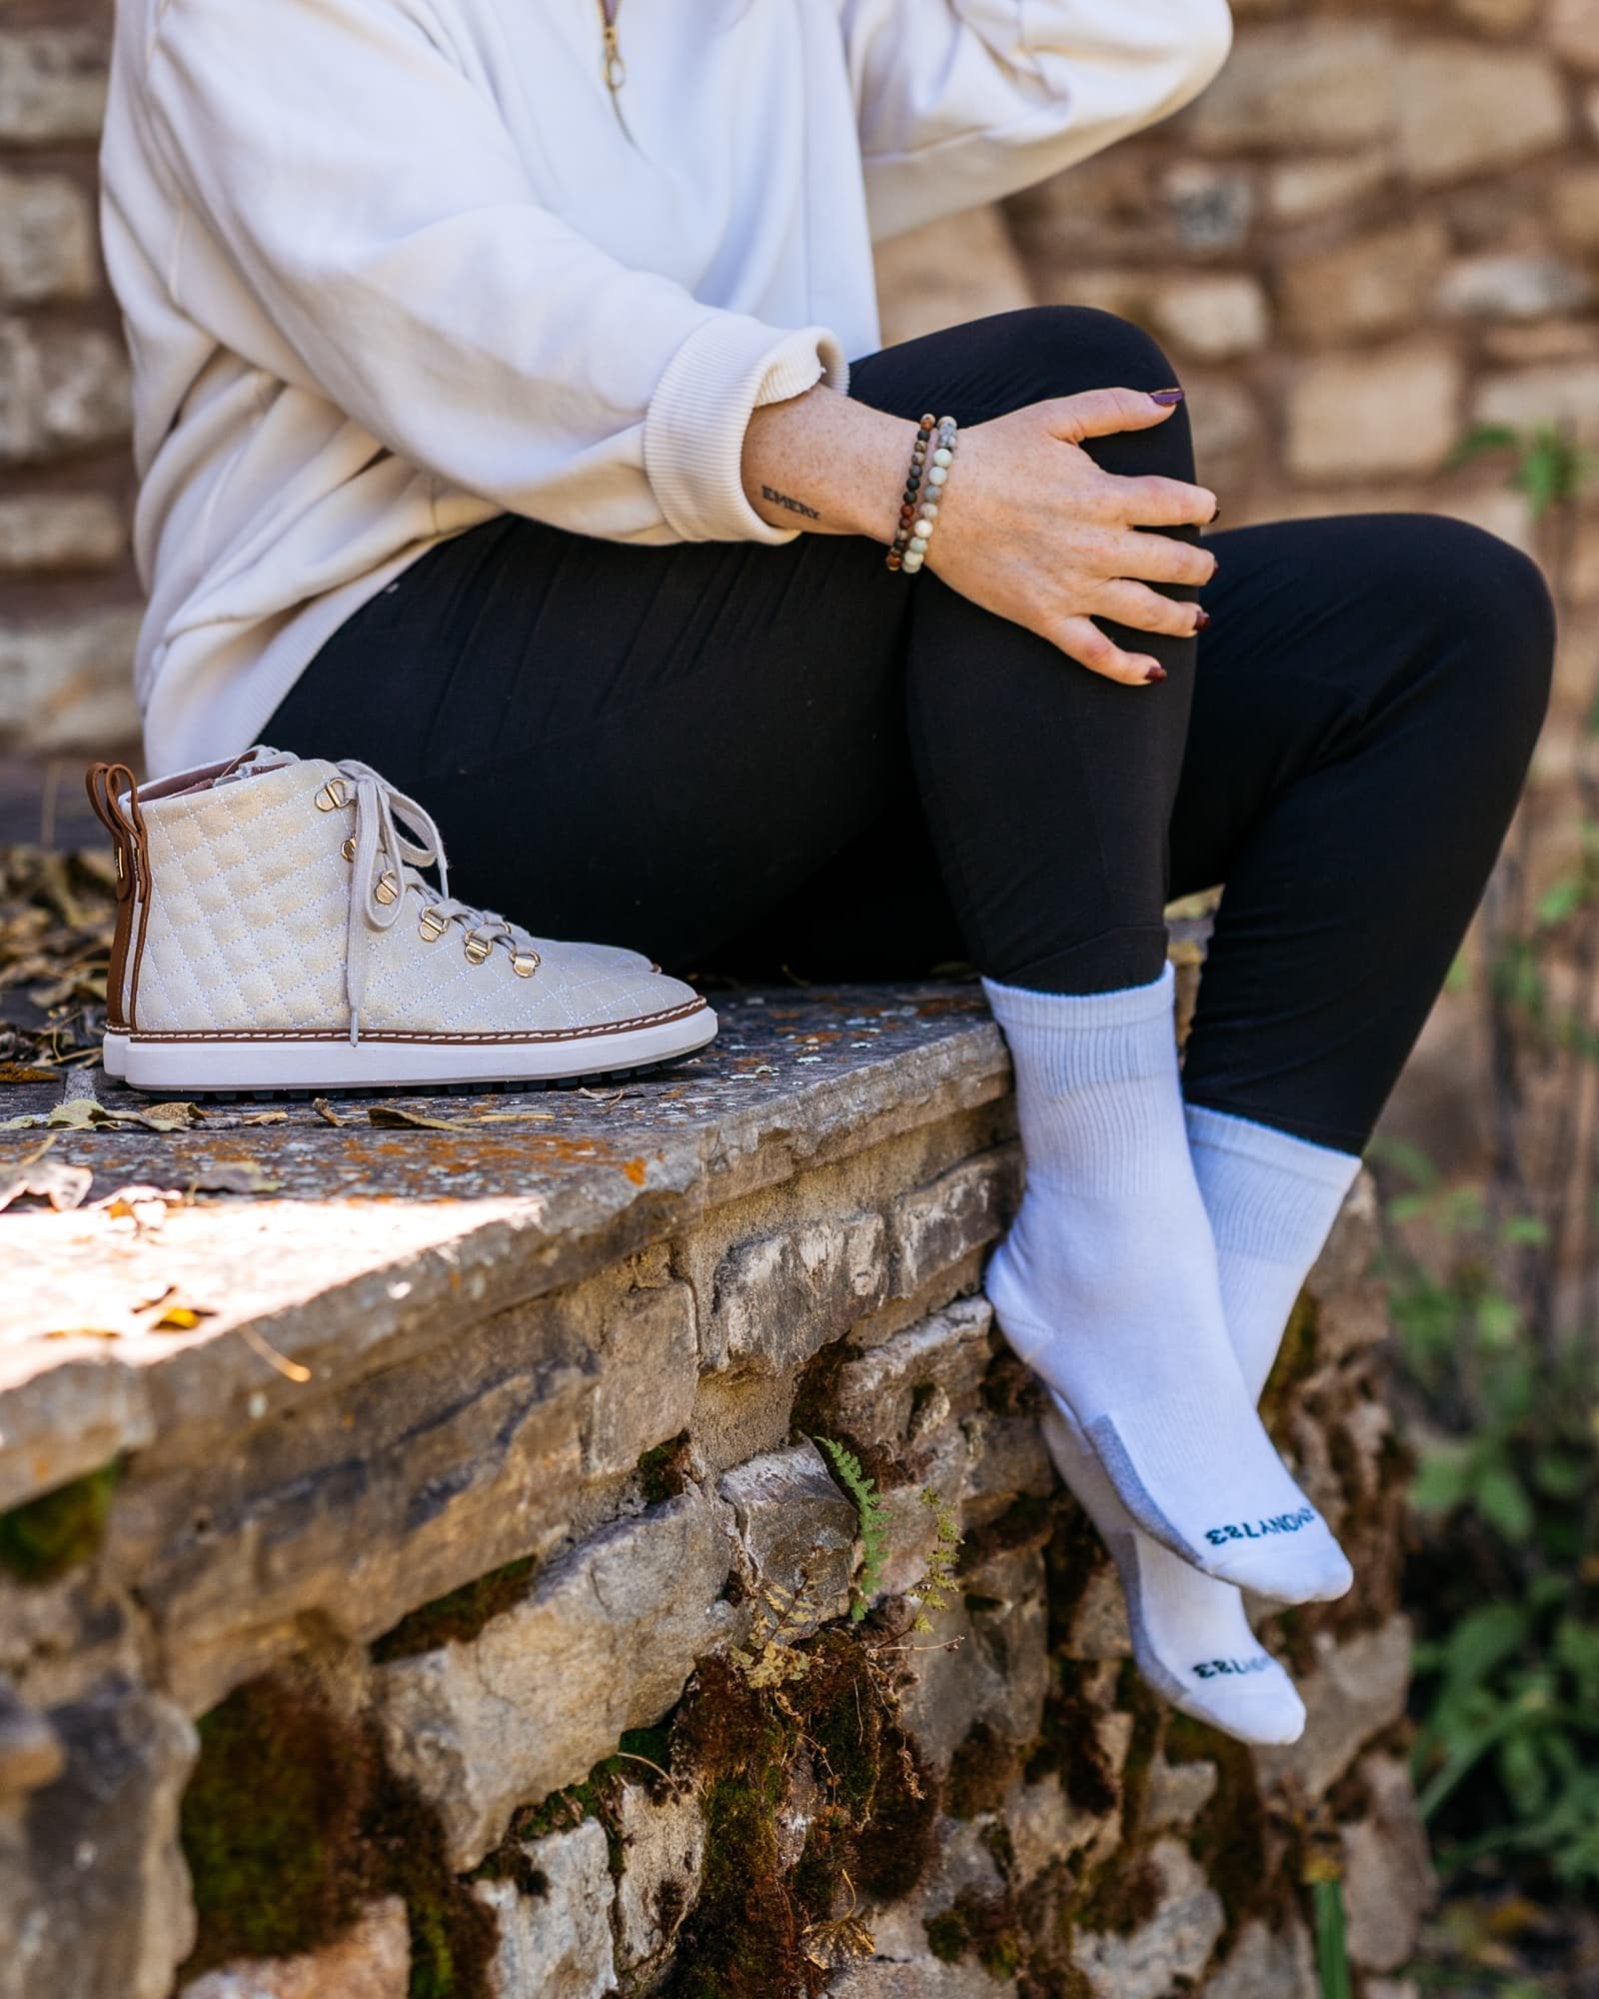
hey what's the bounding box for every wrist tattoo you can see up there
[761,484,821,521]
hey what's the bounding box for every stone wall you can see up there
[1,986,1429,1998]
[4,0,1598,754]
[0,0,139,753]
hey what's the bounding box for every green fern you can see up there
[814,1436,890,1621]
[906,1488,962,1635]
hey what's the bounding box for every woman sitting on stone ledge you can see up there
[96,0,1554,1747]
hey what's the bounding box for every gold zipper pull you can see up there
[601,21,626,94]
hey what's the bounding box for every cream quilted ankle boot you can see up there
[84,747,713,1093]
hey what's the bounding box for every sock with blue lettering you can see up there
[1039,1388,1306,1744]
[982,964,1352,1606]
[1184,1102,1364,1403]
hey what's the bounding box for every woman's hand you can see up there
[742,383,1216,686]
[926,389,1217,684]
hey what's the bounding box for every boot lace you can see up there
[328,760,540,1043]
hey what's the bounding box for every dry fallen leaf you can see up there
[0,1064,59,1085]
[0,1150,93,1213]
[312,1097,343,1126]
[0,1095,209,1134]
[0,847,117,1074]
[95,1184,187,1230]
[367,1104,473,1131]
[20,1097,114,1132]
[134,1100,208,1132]
[135,1283,219,1332]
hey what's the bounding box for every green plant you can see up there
[1377,1154,1599,1896]
[1451,422,1596,527]
[728,1565,830,1687]
[1307,1872,1351,1999]
[905,1488,962,1635]
[1368,416,1599,1926]
[813,1436,890,1621]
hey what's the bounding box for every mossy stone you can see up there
[180,1672,375,1973]
[638,1430,694,1504]
[179,1668,497,1998]
[0,1462,119,1585]
[370,1554,538,1663]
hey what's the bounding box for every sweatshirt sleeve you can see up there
[140,0,845,546]
[840,0,1234,240]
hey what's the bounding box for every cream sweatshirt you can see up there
[100,0,1233,776]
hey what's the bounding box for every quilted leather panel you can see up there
[138,764,351,1030]
[133,759,697,1037]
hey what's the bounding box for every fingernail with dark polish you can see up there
[1194,609,1211,631]
[1145,664,1168,683]
[1149,388,1185,406]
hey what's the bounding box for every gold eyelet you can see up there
[341,837,357,863]
[511,951,540,978]
[419,909,448,943]
[374,870,400,906]
[314,779,350,812]
[464,936,491,966]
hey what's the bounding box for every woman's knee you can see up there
[1397,514,1556,742]
[985,302,1184,405]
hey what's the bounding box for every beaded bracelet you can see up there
[886,413,936,572]
[886,413,958,575]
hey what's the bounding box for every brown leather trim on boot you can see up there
[84,761,135,1033]
[108,763,154,1033]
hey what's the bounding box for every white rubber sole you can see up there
[103,965,665,1084]
[120,1003,718,1095]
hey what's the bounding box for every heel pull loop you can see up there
[110,763,154,1032]
[87,760,153,1034]
[85,763,135,905]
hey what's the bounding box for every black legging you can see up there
[265,306,1556,1153]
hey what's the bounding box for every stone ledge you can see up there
[0,985,1008,1513]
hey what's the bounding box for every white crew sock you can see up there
[1035,1107,1359,1743]
[1039,1389,1306,1744]
[981,963,1352,1606]
[1184,1102,1364,1400]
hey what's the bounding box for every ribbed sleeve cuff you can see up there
[643,312,848,544]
